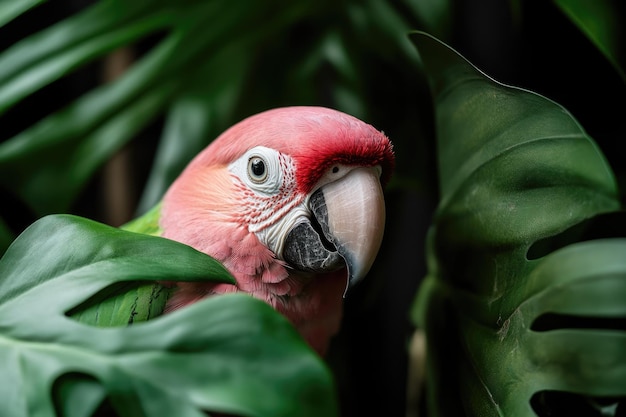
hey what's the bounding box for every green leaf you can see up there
[0,215,338,417]
[402,0,452,38]
[0,0,425,220]
[135,35,256,213]
[0,1,169,116]
[554,0,625,81]
[411,32,625,417]
[0,27,183,214]
[135,94,213,215]
[0,0,44,27]
[0,0,316,216]
[121,202,163,236]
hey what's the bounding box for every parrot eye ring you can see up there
[247,156,268,183]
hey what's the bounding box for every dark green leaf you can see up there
[554,0,625,81]
[0,1,169,116]
[0,1,316,215]
[135,35,257,213]
[411,32,625,417]
[402,0,452,38]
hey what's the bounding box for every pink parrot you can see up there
[131,106,394,355]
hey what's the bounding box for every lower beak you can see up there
[282,167,386,287]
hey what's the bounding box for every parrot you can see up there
[124,106,394,355]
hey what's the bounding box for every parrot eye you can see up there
[230,146,285,195]
[247,156,268,183]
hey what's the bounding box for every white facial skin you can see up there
[228,146,385,288]
[228,146,308,258]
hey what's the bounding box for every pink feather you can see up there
[160,106,393,355]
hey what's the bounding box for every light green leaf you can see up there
[121,202,163,236]
[0,214,338,417]
[411,32,625,417]
[0,0,44,27]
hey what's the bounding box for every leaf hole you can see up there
[67,280,173,327]
[52,372,117,417]
[531,390,626,417]
[527,212,626,260]
[531,313,626,332]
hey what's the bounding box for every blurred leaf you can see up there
[411,32,624,417]
[403,0,452,38]
[0,1,315,215]
[136,33,257,213]
[136,94,214,215]
[0,0,44,27]
[0,1,169,115]
[554,0,625,81]
[0,214,338,417]
[0,0,429,224]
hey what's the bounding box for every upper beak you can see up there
[282,166,386,288]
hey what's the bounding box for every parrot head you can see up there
[160,106,394,355]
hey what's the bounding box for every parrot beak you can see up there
[319,166,386,286]
[282,166,386,288]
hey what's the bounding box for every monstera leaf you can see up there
[411,32,626,416]
[0,215,337,417]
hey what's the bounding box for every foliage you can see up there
[0,215,337,417]
[0,0,428,247]
[0,1,625,417]
[411,32,626,417]
[554,0,625,81]
[0,1,429,415]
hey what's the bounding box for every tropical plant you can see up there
[0,215,337,416]
[0,0,429,245]
[411,31,625,417]
[0,0,624,416]
[0,1,427,415]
